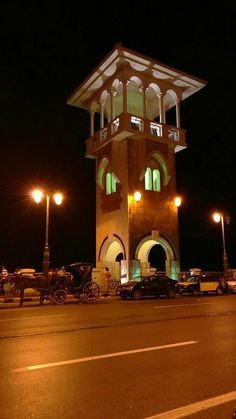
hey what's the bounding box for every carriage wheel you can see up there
[53,289,67,305]
[82,281,100,302]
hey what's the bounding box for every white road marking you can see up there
[0,314,67,322]
[154,302,216,309]
[145,390,236,418]
[13,340,197,372]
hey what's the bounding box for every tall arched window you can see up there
[106,173,117,195]
[144,167,161,191]
[153,169,160,191]
[111,174,116,193]
[145,167,152,190]
[106,173,111,194]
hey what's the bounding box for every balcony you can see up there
[85,113,186,158]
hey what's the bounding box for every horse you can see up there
[12,273,50,306]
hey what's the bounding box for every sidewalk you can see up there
[0,289,118,305]
[0,289,41,304]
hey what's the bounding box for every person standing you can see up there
[103,266,111,296]
[1,266,9,295]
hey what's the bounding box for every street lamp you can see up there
[134,191,142,203]
[174,196,182,208]
[213,212,229,277]
[32,189,63,277]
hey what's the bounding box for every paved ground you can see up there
[0,289,116,304]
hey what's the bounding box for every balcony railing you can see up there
[131,116,142,131]
[168,128,179,141]
[150,122,162,137]
[112,117,119,133]
[86,113,186,156]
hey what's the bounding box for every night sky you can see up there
[1,2,236,272]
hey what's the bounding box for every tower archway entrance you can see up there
[136,235,179,280]
[148,244,166,271]
[98,236,125,280]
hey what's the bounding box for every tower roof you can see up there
[67,44,206,110]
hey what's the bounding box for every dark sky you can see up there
[1,1,236,272]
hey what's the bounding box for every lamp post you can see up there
[213,212,229,277]
[32,190,63,277]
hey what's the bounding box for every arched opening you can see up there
[148,244,166,271]
[116,252,123,262]
[90,100,100,133]
[136,235,179,280]
[144,166,161,191]
[140,151,170,189]
[164,89,177,126]
[97,157,109,189]
[98,236,126,280]
[106,241,123,261]
[114,81,123,118]
[146,83,161,121]
[127,77,143,117]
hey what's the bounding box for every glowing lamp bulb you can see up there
[32,190,43,203]
[213,213,221,223]
[54,193,63,205]
[134,191,141,202]
[175,196,182,207]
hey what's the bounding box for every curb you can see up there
[0,296,40,304]
[0,293,118,304]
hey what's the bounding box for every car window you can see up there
[204,276,218,282]
[143,277,156,285]
[187,277,197,282]
[143,278,151,285]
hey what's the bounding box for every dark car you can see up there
[179,275,227,296]
[116,275,179,300]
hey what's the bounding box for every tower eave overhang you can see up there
[66,43,207,110]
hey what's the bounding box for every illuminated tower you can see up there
[67,44,206,280]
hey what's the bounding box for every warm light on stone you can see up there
[175,196,182,207]
[134,191,142,202]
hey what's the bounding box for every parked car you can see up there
[179,275,227,296]
[116,275,179,300]
[225,278,236,293]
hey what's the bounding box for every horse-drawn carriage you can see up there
[13,262,100,306]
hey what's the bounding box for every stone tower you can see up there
[67,44,206,281]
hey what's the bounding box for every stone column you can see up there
[158,92,164,124]
[140,85,147,119]
[123,81,128,114]
[99,101,105,129]
[107,95,111,124]
[111,90,116,118]
[110,90,117,134]
[176,98,181,128]
[90,110,95,136]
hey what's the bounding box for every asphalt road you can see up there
[1,294,236,418]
